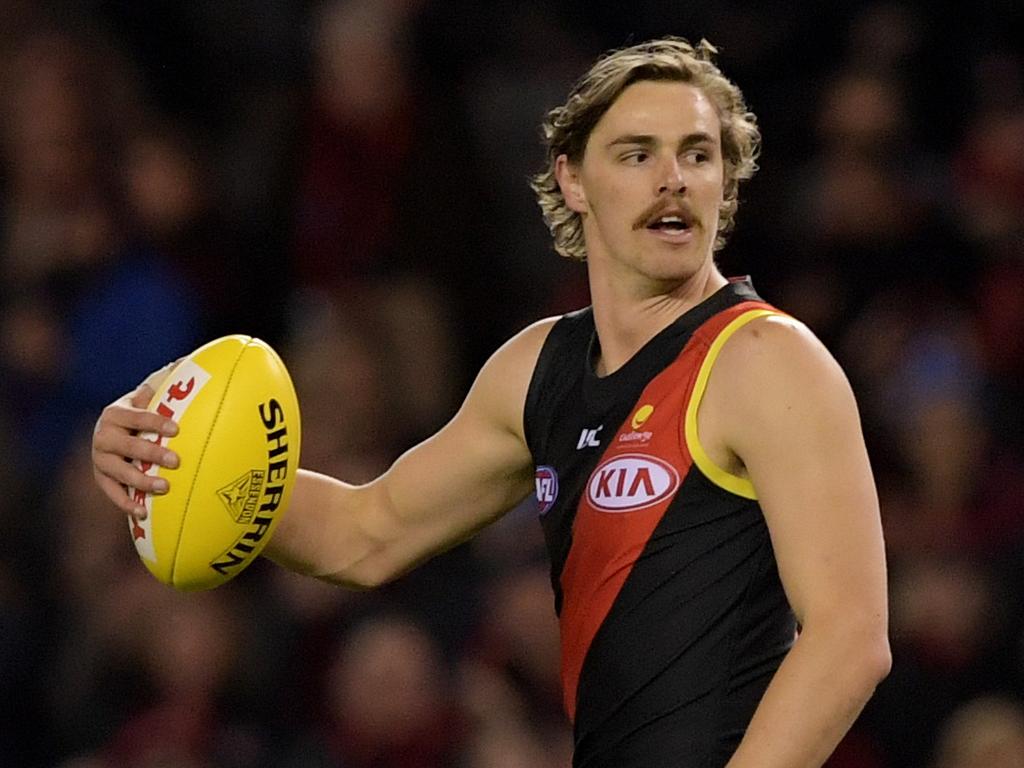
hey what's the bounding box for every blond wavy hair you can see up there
[531,37,761,261]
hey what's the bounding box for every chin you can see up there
[647,247,710,279]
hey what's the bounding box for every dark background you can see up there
[1,1,1023,766]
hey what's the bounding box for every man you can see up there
[93,38,890,767]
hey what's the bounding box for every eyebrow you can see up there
[606,132,718,151]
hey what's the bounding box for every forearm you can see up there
[263,469,388,589]
[264,453,530,589]
[725,622,891,768]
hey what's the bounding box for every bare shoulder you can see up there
[718,314,850,399]
[492,315,560,366]
[479,316,559,388]
[464,316,561,438]
[707,313,862,460]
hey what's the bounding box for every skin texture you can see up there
[92,79,889,767]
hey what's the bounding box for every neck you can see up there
[588,259,727,376]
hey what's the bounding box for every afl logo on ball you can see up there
[535,465,559,515]
[587,454,679,512]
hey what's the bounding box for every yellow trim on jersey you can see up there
[684,309,781,499]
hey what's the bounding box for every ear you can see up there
[555,154,588,214]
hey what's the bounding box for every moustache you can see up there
[631,200,699,231]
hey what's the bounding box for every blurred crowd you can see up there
[0,1,1022,767]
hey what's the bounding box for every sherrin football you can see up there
[127,335,301,591]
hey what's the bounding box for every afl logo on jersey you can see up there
[586,454,680,512]
[535,465,559,515]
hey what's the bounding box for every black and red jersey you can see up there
[524,278,797,767]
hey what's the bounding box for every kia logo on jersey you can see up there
[586,454,680,512]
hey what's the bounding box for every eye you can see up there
[684,148,711,164]
[621,150,650,165]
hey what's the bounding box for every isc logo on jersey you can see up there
[586,454,680,512]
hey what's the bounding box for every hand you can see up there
[91,365,182,518]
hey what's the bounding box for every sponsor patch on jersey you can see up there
[586,454,680,512]
[535,465,559,515]
[617,429,653,445]
[631,404,654,430]
[618,404,655,445]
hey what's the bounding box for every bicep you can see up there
[269,319,551,586]
[720,319,887,627]
[352,320,551,575]
[378,397,536,547]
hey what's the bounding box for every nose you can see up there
[657,156,686,195]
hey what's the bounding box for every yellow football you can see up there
[126,335,301,591]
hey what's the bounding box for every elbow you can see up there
[323,552,407,591]
[867,632,892,686]
[345,562,402,590]
[846,631,891,711]
[321,569,381,591]
[845,619,892,694]
[803,612,892,692]
[319,563,385,591]
[852,608,892,686]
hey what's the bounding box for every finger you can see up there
[92,435,177,480]
[98,404,179,439]
[93,451,171,496]
[94,471,149,518]
[94,428,179,469]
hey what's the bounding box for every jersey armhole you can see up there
[683,309,780,500]
[523,310,589,458]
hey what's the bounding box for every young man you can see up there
[93,38,890,767]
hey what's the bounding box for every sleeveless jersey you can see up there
[524,278,797,768]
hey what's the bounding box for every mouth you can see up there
[645,214,693,234]
[633,205,698,235]
[633,206,698,244]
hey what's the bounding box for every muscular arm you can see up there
[701,316,890,768]
[263,319,554,588]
